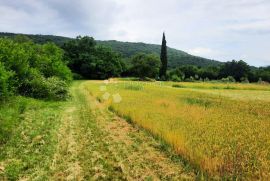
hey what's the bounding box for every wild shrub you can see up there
[45,77,69,100]
[23,71,69,100]
[0,37,72,100]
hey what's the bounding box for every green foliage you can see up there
[63,36,124,79]
[129,53,160,79]
[178,65,199,79]
[1,33,269,83]
[170,74,181,82]
[168,68,185,82]
[255,66,270,82]
[94,45,124,79]
[0,32,71,46]
[35,43,72,82]
[219,60,250,81]
[24,73,69,100]
[167,61,270,83]
[160,33,168,79]
[0,62,13,100]
[0,37,72,100]
[221,76,236,83]
[0,33,222,68]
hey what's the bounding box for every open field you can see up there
[86,79,270,179]
[0,81,196,180]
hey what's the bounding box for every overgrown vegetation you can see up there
[0,37,72,101]
[62,36,125,79]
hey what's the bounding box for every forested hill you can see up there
[0,32,72,46]
[0,32,222,68]
[97,40,222,68]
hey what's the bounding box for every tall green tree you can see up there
[130,53,160,79]
[159,32,168,79]
[219,60,250,81]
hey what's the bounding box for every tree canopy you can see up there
[62,36,124,79]
[129,53,160,79]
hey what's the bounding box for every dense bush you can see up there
[0,37,72,101]
[25,76,69,100]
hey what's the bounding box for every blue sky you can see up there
[0,0,269,66]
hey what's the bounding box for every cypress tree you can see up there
[160,32,168,79]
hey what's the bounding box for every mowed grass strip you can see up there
[86,80,270,179]
[0,96,67,180]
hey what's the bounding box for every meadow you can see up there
[0,96,67,180]
[85,80,270,179]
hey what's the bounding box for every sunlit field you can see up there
[85,80,270,179]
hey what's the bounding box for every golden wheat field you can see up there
[85,79,270,179]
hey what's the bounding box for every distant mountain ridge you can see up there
[0,32,223,68]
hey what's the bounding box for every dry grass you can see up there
[85,79,270,179]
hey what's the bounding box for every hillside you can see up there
[0,32,222,68]
[0,32,72,46]
[98,40,222,68]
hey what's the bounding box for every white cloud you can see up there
[187,47,224,60]
[0,0,269,66]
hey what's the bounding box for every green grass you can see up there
[0,96,67,180]
[0,97,27,146]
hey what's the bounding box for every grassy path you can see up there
[51,81,195,180]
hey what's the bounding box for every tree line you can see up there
[1,34,270,102]
[63,35,270,83]
[0,33,223,68]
